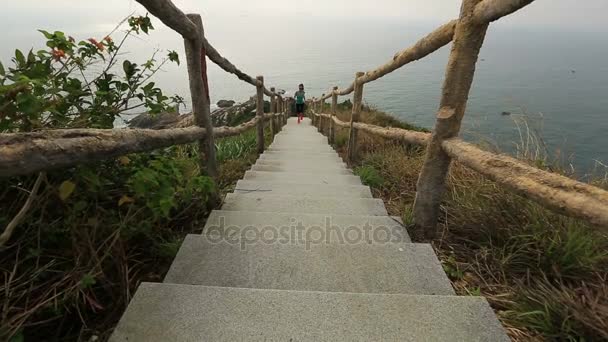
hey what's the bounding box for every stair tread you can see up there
[164,234,450,294]
[222,193,388,216]
[110,283,509,342]
[202,210,408,240]
[234,180,372,198]
[243,170,361,185]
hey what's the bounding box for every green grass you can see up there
[0,126,268,341]
[354,165,384,188]
[215,129,258,162]
[332,105,608,341]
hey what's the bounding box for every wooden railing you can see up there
[310,0,608,239]
[0,0,290,179]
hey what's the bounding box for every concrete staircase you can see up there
[110,117,508,341]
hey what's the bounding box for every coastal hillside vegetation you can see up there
[328,103,608,341]
[0,17,263,341]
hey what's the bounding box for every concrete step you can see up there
[165,234,448,294]
[222,193,387,215]
[255,158,347,169]
[110,284,509,342]
[202,210,409,242]
[243,171,360,185]
[234,180,372,198]
[264,150,338,156]
[251,164,353,174]
[271,137,329,143]
[259,154,343,162]
[267,147,335,153]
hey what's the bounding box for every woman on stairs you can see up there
[295,83,306,124]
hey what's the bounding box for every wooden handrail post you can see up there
[184,14,217,178]
[276,96,283,131]
[347,72,365,163]
[256,75,265,153]
[270,87,277,136]
[329,86,338,144]
[412,0,490,240]
[318,94,325,133]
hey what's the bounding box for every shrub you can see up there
[354,165,384,188]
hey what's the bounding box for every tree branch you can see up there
[0,172,45,247]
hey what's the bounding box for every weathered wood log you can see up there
[135,1,280,99]
[270,87,277,137]
[353,122,430,146]
[473,0,536,24]
[320,1,533,98]
[347,72,365,163]
[0,127,206,177]
[329,87,338,144]
[332,116,350,128]
[336,84,355,96]
[256,76,265,153]
[184,14,217,178]
[0,171,45,246]
[328,21,456,97]
[135,0,198,40]
[359,21,457,85]
[413,0,490,240]
[214,117,259,138]
[0,116,264,178]
[443,138,608,227]
[318,95,325,133]
[322,115,430,145]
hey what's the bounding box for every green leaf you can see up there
[15,49,26,66]
[80,274,96,289]
[168,50,180,66]
[27,49,36,64]
[58,180,76,201]
[38,29,53,39]
[0,61,5,76]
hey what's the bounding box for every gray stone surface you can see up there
[251,164,353,174]
[264,150,338,156]
[202,210,409,242]
[259,153,343,162]
[243,170,361,185]
[267,146,334,152]
[255,158,347,169]
[222,193,388,216]
[110,284,509,342]
[234,180,372,198]
[164,234,451,294]
[111,117,509,341]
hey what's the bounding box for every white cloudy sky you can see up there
[2,0,607,34]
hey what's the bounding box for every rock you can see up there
[129,97,262,129]
[127,111,179,129]
[217,100,235,108]
[501,111,511,116]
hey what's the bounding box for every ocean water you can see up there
[2,15,607,175]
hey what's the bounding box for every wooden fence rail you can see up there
[0,0,288,181]
[309,0,608,236]
[0,114,281,178]
[312,113,608,229]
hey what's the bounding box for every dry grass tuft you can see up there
[330,105,608,340]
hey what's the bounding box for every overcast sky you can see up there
[2,0,607,35]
